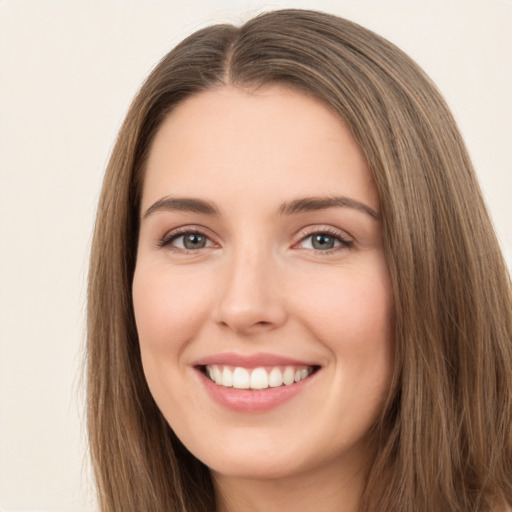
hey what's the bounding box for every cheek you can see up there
[294,264,393,344]
[292,261,395,394]
[132,265,212,422]
[132,265,211,355]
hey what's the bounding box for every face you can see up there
[133,85,394,483]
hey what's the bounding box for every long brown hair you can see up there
[87,9,512,511]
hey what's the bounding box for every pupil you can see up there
[312,234,334,250]
[184,233,206,249]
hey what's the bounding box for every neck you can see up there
[212,457,366,512]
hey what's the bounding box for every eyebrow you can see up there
[143,197,219,218]
[279,196,380,220]
[143,195,380,220]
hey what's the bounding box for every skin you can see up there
[132,85,395,512]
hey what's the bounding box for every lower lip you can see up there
[196,369,317,412]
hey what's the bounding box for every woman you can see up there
[87,9,512,512]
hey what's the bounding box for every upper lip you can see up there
[193,352,319,368]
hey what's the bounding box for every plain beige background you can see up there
[0,1,510,511]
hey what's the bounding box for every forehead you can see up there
[142,84,378,213]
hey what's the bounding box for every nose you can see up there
[213,246,288,335]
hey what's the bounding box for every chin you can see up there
[185,426,365,484]
[209,455,309,481]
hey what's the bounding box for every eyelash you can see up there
[158,226,354,255]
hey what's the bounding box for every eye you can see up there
[297,229,353,252]
[160,230,215,252]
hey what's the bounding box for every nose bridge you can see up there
[214,238,286,333]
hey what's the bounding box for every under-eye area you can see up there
[199,365,321,390]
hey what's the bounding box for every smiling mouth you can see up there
[200,364,320,390]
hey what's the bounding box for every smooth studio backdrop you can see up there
[0,1,510,511]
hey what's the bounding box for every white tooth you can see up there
[222,367,233,387]
[300,368,309,380]
[283,366,295,386]
[269,367,283,387]
[207,366,215,381]
[294,369,301,382]
[213,365,222,385]
[250,367,269,389]
[232,367,250,389]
